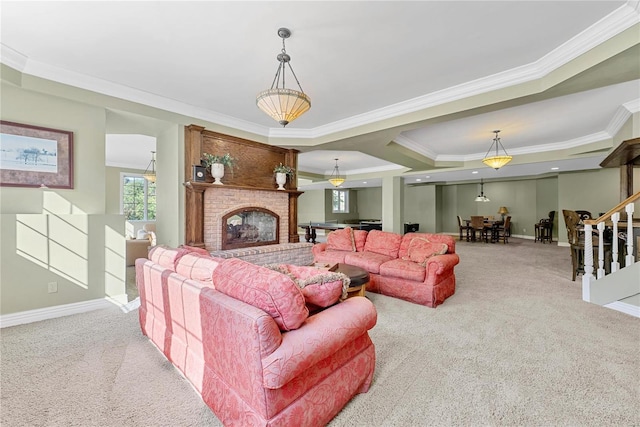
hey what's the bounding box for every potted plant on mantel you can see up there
[274,163,295,190]
[202,153,237,185]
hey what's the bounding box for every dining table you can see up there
[464,218,504,243]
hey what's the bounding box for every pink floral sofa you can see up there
[312,229,459,307]
[136,246,377,427]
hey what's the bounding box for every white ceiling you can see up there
[2,1,639,189]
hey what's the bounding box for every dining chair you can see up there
[575,210,592,221]
[469,216,489,242]
[494,216,511,244]
[457,215,471,241]
[534,210,555,243]
[562,210,583,280]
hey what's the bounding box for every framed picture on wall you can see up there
[0,121,74,189]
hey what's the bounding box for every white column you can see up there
[381,176,403,234]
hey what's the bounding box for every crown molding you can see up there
[1,51,272,137]
[392,134,439,160]
[1,3,637,143]
[0,43,28,72]
[276,2,640,140]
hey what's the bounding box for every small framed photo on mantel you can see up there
[0,121,74,189]
[192,165,206,182]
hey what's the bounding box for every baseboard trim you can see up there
[604,301,640,318]
[0,297,125,328]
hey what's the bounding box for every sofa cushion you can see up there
[399,233,456,259]
[314,249,350,265]
[175,253,223,283]
[263,264,349,308]
[344,251,394,274]
[212,258,308,331]
[379,259,426,282]
[406,237,448,266]
[326,227,356,252]
[148,246,181,270]
[363,229,402,258]
[353,230,368,252]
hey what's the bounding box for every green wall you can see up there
[297,189,325,227]
[356,188,382,220]
[0,82,126,314]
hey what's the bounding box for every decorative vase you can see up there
[211,163,225,185]
[276,172,287,190]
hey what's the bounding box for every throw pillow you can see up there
[363,229,403,258]
[407,237,448,266]
[353,229,368,252]
[263,264,349,308]
[213,258,308,331]
[326,227,356,251]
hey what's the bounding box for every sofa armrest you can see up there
[311,242,328,257]
[261,297,377,389]
[425,253,460,283]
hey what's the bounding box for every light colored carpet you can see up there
[2,238,638,426]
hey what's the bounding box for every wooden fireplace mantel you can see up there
[184,125,302,248]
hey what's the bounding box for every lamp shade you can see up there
[256,88,311,127]
[483,155,512,170]
[498,206,509,215]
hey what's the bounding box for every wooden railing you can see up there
[581,191,640,301]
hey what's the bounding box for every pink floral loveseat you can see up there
[136,246,377,426]
[312,229,459,307]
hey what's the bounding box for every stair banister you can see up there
[581,190,640,303]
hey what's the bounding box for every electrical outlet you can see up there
[523,228,526,233]
[47,282,58,293]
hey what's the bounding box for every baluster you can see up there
[596,222,605,279]
[611,212,619,273]
[582,223,594,301]
[626,203,635,267]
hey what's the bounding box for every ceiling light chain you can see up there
[482,130,512,170]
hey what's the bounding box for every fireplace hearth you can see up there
[222,207,279,250]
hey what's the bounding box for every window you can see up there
[121,173,156,221]
[332,189,349,213]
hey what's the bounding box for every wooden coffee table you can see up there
[333,263,369,299]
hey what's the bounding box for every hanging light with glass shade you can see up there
[143,151,156,183]
[474,178,490,202]
[482,130,512,170]
[328,158,345,187]
[256,28,311,127]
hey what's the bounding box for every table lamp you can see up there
[498,206,509,221]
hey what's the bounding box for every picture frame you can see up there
[0,121,74,189]
[192,165,206,182]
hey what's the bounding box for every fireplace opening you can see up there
[222,207,280,250]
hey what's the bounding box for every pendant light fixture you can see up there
[143,151,156,183]
[475,178,490,202]
[482,130,512,170]
[256,27,311,127]
[328,158,345,187]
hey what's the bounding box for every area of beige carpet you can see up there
[2,238,638,426]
